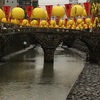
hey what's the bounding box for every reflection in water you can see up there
[42,62,54,77]
[0,46,85,100]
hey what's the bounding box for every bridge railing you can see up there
[0,27,100,36]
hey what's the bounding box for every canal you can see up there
[0,45,86,100]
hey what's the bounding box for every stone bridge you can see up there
[0,27,100,63]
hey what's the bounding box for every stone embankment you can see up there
[66,63,100,100]
[66,39,100,100]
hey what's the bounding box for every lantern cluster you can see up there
[0,2,100,30]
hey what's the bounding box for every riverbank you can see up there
[66,62,100,100]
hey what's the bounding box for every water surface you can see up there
[0,46,85,100]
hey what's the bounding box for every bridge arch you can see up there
[0,28,100,64]
[62,31,100,63]
[0,32,37,59]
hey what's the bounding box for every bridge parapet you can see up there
[0,27,100,64]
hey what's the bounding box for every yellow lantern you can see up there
[76,26,80,30]
[40,20,47,26]
[59,19,65,27]
[52,5,65,18]
[77,18,82,24]
[1,18,7,23]
[32,7,46,19]
[22,19,28,26]
[31,20,38,26]
[11,7,25,19]
[11,19,19,25]
[50,20,56,27]
[54,25,59,28]
[67,20,74,25]
[85,18,91,24]
[0,9,5,19]
[71,4,84,16]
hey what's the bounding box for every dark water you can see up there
[0,46,85,100]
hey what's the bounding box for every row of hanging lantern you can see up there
[0,2,99,30]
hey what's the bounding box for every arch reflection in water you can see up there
[42,62,54,77]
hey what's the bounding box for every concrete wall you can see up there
[4,0,18,9]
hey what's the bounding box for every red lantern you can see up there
[45,5,52,19]
[65,3,72,17]
[25,6,33,23]
[83,2,90,16]
[3,6,11,21]
[45,5,52,25]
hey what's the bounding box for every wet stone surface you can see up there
[66,63,100,100]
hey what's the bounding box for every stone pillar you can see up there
[42,62,54,77]
[43,48,56,63]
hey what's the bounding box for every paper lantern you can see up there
[32,7,46,19]
[85,18,91,24]
[31,20,38,26]
[59,19,65,27]
[11,19,19,24]
[67,20,74,25]
[40,20,47,26]
[11,7,25,19]
[71,4,84,16]
[77,18,82,24]
[1,18,7,23]
[50,20,56,27]
[52,5,65,18]
[22,19,28,26]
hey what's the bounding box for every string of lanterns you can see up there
[0,2,100,30]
